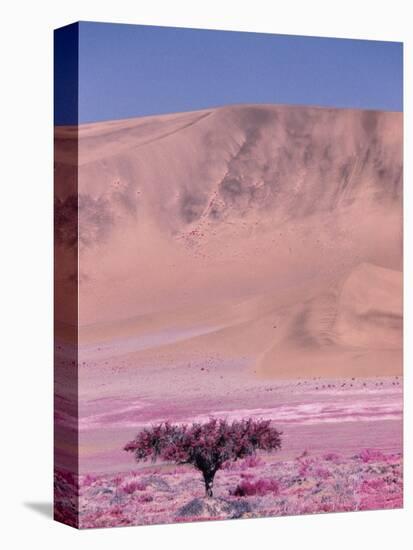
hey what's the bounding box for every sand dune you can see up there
[335,263,402,348]
[76,262,402,379]
[55,103,402,378]
[257,263,402,377]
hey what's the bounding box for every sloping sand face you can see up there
[55,104,402,475]
[257,262,402,378]
[55,104,403,376]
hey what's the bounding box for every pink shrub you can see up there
[357,449,385,463]
[323,452,340,462]
[136,493,154,503]
[314,467,331,480]
[297,450,309,459]
[360,478,387,493]
[110,507,124,517]
[298,459,314,477]
[82,474,97,487]
[113,475,123,486]
[231,478,280,497]
[121,480,147,494]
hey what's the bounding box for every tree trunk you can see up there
[203,470,215,498]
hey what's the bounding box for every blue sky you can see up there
[55,22,403,125]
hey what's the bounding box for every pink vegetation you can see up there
[231,478,280,497]
[55,448,402,528]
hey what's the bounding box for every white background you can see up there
[1,0,411,548]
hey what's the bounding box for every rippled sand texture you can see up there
[54,104,402,524]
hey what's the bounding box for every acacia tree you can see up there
[124,418,282,497]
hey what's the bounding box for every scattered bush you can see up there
[231,478,280,497]
[82,474,97,487]
[121,480,147,494]
[314,467,331,480]
[323,452,340,462]
[136,494,153,503]
[59,449,402,528]
[357,449,385,463]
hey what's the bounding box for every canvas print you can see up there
[54,22,403,529]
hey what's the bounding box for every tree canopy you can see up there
[125,418,282,497]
